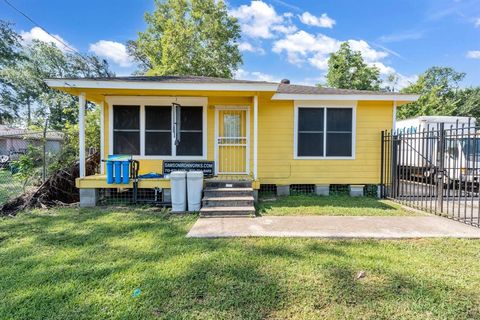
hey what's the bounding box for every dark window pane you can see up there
[326,133,352,157]
[299,108,324,131]
[177,132,203,156]
[298,133,323,157]
[180,107,203,130]
[145,106,171,130]
[145,132,171,155]
[113,105,139,130]
[327,108,352,131]
[113,131,140,155]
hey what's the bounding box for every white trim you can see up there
[79,93,86,177]
[253,95,258,179]
[45,79,279,92]
[108,96,208,160]
[140,105,145,156]
[293,100,357,160]
[272,93,420,101]
[214,106,250,175]
[99,101,104,174]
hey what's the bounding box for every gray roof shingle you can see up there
[276,83,411,95]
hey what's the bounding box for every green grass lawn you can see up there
[0,169,25,204]
[257,195,422,216]
[1,207,479,319]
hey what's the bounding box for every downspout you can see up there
[393,100,397,132]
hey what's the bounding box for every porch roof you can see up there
[45,75,419,104]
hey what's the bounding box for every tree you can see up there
[398,67,466,119]
[0,20,24,123]
[127,0,242,78]
[0,22,113,128]
[325,42,381,91]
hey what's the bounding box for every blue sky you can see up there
[1,0,479,89]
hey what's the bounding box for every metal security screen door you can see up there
[215,107,250,174]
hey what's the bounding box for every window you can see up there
[176,106,203,156]
[113,105,140,155]
[111,103,204,158]
[296,107,353,158]
[145,106,171,155]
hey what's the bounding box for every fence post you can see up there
[437,122,445,213]
[380,130,385,198]
[391,132,399,198]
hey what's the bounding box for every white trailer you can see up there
[396,116,478,183]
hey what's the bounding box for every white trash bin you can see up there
[170,171,187,212]
[187,171,204,211]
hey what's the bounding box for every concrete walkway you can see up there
[187,216,480,239]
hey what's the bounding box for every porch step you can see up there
[199,206,256,217]
[203,187,253,197]
[202,196,254,208]
[200,180,255,217]
[204,180,252,189]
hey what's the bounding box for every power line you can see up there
[2,0,91,64]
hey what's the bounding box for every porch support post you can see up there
[253,95,258,180]
[99,101,105,174]
[79,92,86,178]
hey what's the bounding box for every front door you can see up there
[215,107,250,175]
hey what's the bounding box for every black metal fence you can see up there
[381,120,480,227]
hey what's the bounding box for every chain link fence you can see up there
[0,129,63,206]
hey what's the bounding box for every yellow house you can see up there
[45,76,418,209]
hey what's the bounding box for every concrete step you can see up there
[203,187,253,197]
[202,196,254,207]
[205,180,252,189]
[200,206,255,217]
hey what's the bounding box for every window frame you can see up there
[293,101,356,160]
[107,96,207,160]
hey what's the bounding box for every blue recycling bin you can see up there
[105,155,132,184]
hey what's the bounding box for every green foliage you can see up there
[397,67,480,120]
[128,0,242,77]
[11,144,42,190]
[0,20,113,129]
[325,42,381,91]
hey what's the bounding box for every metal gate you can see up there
[381,121,480,227]
[214,107,250,175]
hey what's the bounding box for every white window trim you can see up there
[293,100,357,160]
[107,96,207,160]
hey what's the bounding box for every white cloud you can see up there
[395,73,418,90]
[476,18,480,27]
[273,31,341,68]
[347,40,388,63]
[230,1,296,39]
[467,50,480,59]
[20,27,75,53]
[273,30,393,75]
[89,40,134,67]
[299,12,336,28]
[234,69,280,82]
[238,42,265,54]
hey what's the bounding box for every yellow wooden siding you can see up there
[100,91,392,185]
[102,94,254,175]
[257,99,393,185]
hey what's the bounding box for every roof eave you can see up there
[44,79,279,92]
[271,93,420,102]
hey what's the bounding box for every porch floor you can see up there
[76,174,259,189]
